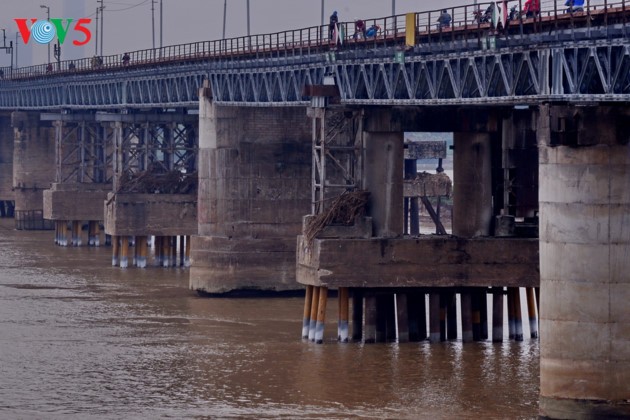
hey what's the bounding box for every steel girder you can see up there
[1,40,630,110]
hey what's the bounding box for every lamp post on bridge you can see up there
[40,5,50,64]
[320,0,324,40]
[0,29,14,76]
[160,0,163,48]
[14,32,18,68]
[98,0,105,56]
[222,0,227,39]
[246,0,251,49]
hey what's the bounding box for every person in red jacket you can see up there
[524,0,540,18]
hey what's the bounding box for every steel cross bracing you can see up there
[310,107,363,215]
[1,40,630,110]
[111,119,197,191]
[53,120,113,184]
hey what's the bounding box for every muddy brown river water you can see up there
[0,219,538,419]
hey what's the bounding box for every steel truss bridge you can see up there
[1,0,629,110]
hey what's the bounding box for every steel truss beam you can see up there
[1,40,630,110]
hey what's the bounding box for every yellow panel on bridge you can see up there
[406,13,415,47]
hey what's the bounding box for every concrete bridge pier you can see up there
[42,115,113,246]
[191,88,312,294]
[0,112,15,218]
[11,112,55,230]
[298,106,539,344]
[103,111,198,268]
[538,105,630,418]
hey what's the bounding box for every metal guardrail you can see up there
[0,0,626,81]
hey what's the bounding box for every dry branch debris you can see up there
[117,167,197,194]
[305,190,370,244]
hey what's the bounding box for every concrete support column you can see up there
[363,131,404,238]
[452,132,492,237]
[12,112,55,230]
[539,106,630,418]
[191,96,311,293]
[0,113,15,212]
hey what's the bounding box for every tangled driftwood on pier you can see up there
[305,190,370,244]
[117,168,197,194]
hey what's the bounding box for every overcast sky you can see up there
[0,0,476,67]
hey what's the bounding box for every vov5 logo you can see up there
[14,18,92,46]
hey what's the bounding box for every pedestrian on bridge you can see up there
[92,56,103,69]
[329,11,339,40]
[565,0,585,13]
[353,18,366,40]
[523,0,540,18]
[365,24,381,38]
[437,9,452,29]
[46,63,53,74]
[122,53,130,66]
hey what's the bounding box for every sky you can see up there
[0,0,476,67]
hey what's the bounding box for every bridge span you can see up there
[0,2,629,418]
[1,1,630,109]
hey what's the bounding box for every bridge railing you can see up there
[1,0,627,82]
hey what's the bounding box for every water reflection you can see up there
[0,220,538,418]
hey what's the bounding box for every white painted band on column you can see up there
[137,256,147,268]
[529,318,538,338]
[302,318,310,339]
[120,256,128,268]
[315,321,325,344]
[514,319,523,341]
[338,321,349,342]
[308,319,317,341]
